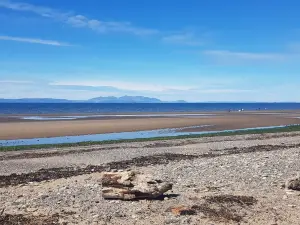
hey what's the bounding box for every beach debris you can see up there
[285,173,300,191]
[0,213,60,225]
[189,195,257,222]
[101,171,172,200]
[171,206,196,216]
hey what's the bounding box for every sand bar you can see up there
[0,112,300,140]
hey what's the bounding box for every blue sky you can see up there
[0,0,300,102]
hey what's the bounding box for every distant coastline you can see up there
[0,97,299,104]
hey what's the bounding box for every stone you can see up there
[26,207,38,212]
[282,195,288,200]
[132,214,138,219]
[164,217,180,224]
[180,217,192,224]
[101,171,172,200]
[39,194,49,200]
[285,174,300,191]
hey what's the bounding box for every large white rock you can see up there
[101,171,172,200]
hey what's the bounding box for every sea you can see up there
[1,103,300,115]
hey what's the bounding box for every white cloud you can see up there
[0,0,158,36]
[203,50,285,61]
[50,80,193,92]
[0,35,70,46]
[162,32,203,46]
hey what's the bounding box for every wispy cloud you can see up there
[194,89,254,94]
[162,32,203,46]
[66,15,158,35]
[0,0,61,17]
[0,35,70,46]
[0,0,158,36]
[203,50,285,61]
[0,80,34,84]
[0,81,120,100]
[287,42,300,52]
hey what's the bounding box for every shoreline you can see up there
[0,109,299,124]
[1,109,300,116]
[0,109,300,124]
[1,125,300,151]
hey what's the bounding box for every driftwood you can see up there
[101,171,172,200]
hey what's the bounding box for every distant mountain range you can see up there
[89,96,162,103]
[0,96,187,103]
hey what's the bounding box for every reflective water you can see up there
[20,114,217,121]
[1,103,300,115]
[0,125,288,147]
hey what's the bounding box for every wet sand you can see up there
[0,111,300,140]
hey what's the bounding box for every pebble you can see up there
[164,217,180,224]
[26,208,38,212]
[282,195,288,200]
[132,214,138,219]
[39,194,49,199]
[180,217,192,224]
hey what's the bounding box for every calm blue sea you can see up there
[0,103,300,115]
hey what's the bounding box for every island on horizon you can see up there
[0,96,187,103]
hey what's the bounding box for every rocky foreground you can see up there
[0,132,300,224]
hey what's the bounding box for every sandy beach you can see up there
[0,111,300,140]
[0,131,300,224]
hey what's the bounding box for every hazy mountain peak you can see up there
[88,96,162,103]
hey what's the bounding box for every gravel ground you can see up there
[0,132,300,224]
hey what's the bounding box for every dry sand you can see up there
[0,112,300,140]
